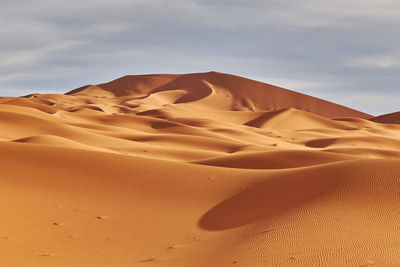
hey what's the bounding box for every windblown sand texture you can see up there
[1,71,399,266]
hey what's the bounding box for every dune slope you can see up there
[371,111,400,124]
[1,72,399,266]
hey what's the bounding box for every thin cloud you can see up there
[344,56,399,69]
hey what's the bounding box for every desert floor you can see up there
[1,72,399,266]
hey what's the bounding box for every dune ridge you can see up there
[0,72,399,266]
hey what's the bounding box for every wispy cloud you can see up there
[344,55,399,69]
[1,41,86,67]
[251,76,324,91]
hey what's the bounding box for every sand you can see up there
[0,71,399,266]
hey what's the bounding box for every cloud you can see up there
[312,90,400,116]
[251,76,323,91]
[344,55,399,69]
[0,41,86,67]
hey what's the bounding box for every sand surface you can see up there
[1,71,399,266]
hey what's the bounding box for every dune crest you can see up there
[1,72,399,266]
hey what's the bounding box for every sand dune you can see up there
[372,111,400,124]
[1,72,399,266]
[244,108,351,130]
[66,72,372,118]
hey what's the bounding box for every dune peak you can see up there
[65,71,371,119]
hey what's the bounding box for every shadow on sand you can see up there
[198,169,345,231]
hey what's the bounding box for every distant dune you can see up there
[0,72,399,266]
[371,111,400,124]
[66,71,371,118]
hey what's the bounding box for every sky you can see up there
[1,0,399,115]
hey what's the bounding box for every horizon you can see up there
[0,70,387,116]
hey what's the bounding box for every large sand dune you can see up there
[0,71,399,266]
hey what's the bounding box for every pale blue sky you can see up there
[1,0,399,115]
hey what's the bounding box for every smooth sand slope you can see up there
[0,71,399,266]
[372,111,400,124]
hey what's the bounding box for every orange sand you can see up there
[0,71,399,266]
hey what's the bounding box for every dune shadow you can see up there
[151,121,181,129]
[198,170,344,231]
[244,109,285,128]
[306,138,337,148]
